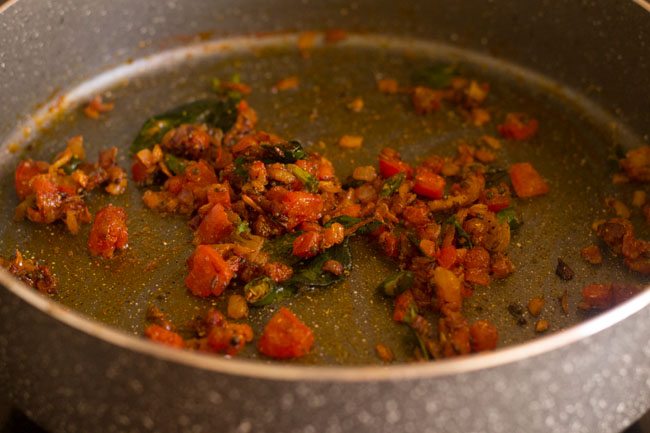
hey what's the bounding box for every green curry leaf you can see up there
[130,98,238,155]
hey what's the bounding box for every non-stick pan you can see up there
[0,1,649,432]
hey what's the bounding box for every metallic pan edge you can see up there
[1,267,649,382]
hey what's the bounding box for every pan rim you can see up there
[2,267,648,382]
[1,11,648,382]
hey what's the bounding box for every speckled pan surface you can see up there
[0,0,649,432]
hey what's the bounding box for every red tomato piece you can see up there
[292,231,322,259]
[412,168,445,199]
[509,162,549,198]
[378,158,412,179]
[581,284,613,309]
[469,320,498,352]
[206,188,231,209]
[437,245,457,269]
[258,307,314,359]
[207,323,254,356]
[266,187,324,230]
[481,184,511,212]
[131,160,149,183]
[144,324,185,348]
[15,159,46,200]
[497,112,539,141]
[87,205,128,259]
[393,290,417,323]
[196,204,233,244]
[185,245,234,297]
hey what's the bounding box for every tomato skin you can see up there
[437,245,457,269]
[131,160,149,183]
[196,204,233,244]
[469,320,498,352]
[144,324,185,348]
[509,162,549,198]
[378,158,412,179]
[497,113,539,141]
[412,168,445,199]
[88,205,128,259]
[15,159,46,199]
[258,307,314,359]
[185,245,234,297]
[292,231,322,259]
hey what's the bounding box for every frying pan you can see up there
[0,0,649,432]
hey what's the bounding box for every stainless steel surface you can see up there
[0,1,649,432]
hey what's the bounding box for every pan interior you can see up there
[0,34,647,365]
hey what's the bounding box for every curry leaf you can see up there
[380,172,405,197]
[164,154,188,175]
[446,216,473,248]
[289,239,352,288]
[130,98,238,155]
[496,207,523,231]
[62,156,83,175]
[244,276,294,307]
[412,64,458,89]
[288,164,319,193]
[378,271,414,297]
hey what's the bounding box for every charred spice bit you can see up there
[507,303,527,326]
[555,258,574,281]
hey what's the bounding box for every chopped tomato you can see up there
[437,245,457,269]
[393,290,417,323]
[402,203,430,226]
[258,307,314,359]
[196,204,233,244]
[463,247,491,286]
[509,162,549,198]
[378,148,412,178]
[469,320,498,352]
[266,187,324,230]
[131,160,149,183]
[207,323,254,356]
[180,160,218,190]
[581,284,612,309]
[87,205,128,259]
[206,188,231,209]
[412,168,445,199]
[185,245,234,297]
[292,231,322,259]
[15,159,46,200]
[497,113,539,141]
[144,324,185,348]
[481,183,511,212]
[378,157,412,179]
